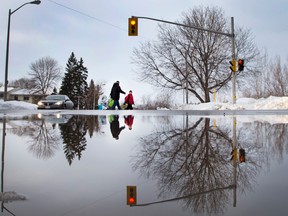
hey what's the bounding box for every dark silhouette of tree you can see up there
[86,79,96,109]
[60,52,78,100]
[86,115,102,138]
[133,6,260,103]
[86,80,105,109]
[59,52,89,109]
[132,116,263,215]
[75,58,88,109]
[59,115,88,165]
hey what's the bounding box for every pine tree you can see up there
[59,52,89,109]
[76,58,88,109]
[60,52,78,102]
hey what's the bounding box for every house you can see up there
[0,86,44,104]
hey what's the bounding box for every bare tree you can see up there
[28,56,62,95]
[242,49,268,98]
[243,54,288,98]
[133,6,260,103]
[9,77,37,89]
[86,79,105,109]
[267,56,288,96]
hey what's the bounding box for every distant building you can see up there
[0,86,44,104]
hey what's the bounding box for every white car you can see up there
[37,95,74,109]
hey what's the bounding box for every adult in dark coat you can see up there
[110,81,126,110]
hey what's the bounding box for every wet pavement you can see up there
[1,110,288,216]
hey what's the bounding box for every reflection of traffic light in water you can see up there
[127,186,137,206]
[230,148,246,163]
[230,148,238,162]
[239,148,246,163]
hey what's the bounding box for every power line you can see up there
[47,0,126,32]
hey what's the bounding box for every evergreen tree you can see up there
[60,52,78,101]
[76,58,88,109]
[59,52,88,109]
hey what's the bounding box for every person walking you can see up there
[110,81,126,110]
[124,90,135,110]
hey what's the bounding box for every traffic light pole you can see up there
[131,16,237,104]
[230,17,236,104]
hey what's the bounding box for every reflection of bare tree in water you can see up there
[7,117,61,160]
[6,115,104,164]
[86,115,103,138]
[239,121,288,166]
[133,116,267,216]
[264,123,288,162]
[27,119,61,159]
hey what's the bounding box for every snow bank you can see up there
[0,100,37,110]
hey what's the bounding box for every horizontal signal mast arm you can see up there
[131,16,233,38]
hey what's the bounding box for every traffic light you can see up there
[239,148,246,163]
[128,17,138,36]
[127,186,137,206]
[238,59,244,71]
[229,59,236,72]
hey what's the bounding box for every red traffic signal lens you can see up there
[129,197,135,203]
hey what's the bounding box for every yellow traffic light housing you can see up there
[127,186,137,206]
[229,59,236,72]
[128,18,138,36]
[230,148,238,162]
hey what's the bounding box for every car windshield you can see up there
[45,95,66,100]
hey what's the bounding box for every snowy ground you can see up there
[1,96,288,111]
[174,96,288,110]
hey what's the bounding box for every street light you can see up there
[3,0,41,101]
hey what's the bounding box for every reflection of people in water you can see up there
[124,115,134,130]
[109,115,125,139]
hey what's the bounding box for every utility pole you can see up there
[231,17,236,104]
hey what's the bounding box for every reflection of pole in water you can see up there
[232,117,237,207]
[1,118,6,212]
[1,118,25,214]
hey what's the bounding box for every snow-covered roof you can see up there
[9,88,42,95]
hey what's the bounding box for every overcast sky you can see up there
[1,0,287,103]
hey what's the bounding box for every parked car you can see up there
[37,95,74,109]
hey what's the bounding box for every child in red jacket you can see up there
[124,90,135,110]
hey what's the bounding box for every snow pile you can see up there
[0,191,27,202]
[175,96,288,110]
[0,100,37,110]
[251,96,288,110]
